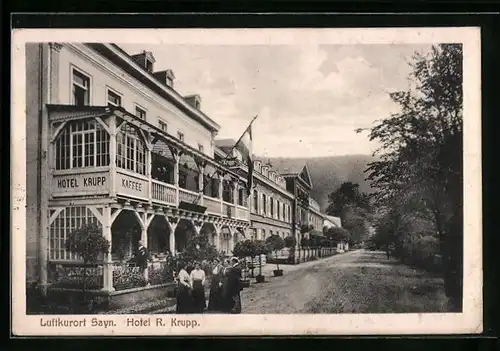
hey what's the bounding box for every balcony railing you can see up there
[50,167,250,222]
[178,188,199,203]
[151,180,176,205]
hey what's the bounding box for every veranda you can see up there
[43,105,251,308]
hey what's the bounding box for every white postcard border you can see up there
[11,27,482,336]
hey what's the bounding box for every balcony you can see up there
[47,104,250,222]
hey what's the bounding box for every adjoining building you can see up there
[214,141,294,242]
[271,160,314,243]
[308,198,325,237]
[324,214,342,229]
[26,43,251,304]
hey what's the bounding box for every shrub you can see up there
[65,223,110,305]
[284,235,296,249]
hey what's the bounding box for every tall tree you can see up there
[326,181,369,218]
[358,44,463,311]
[326,182,372,244]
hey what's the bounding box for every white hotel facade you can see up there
[25,43,337,306]
[26,43,252,298]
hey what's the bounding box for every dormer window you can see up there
[154,69,176,88]
[131,50,156,73]
[177,131,185,142]
[254,161,261,172]
[146,59,153,73]
[184,94,202,110]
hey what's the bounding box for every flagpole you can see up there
[191,114,258,204]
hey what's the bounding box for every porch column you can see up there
[167,218,178,256]
[173,151,180,205]
[229,226,236,253]
[102,206,115,292]
[192,220,203,235]
[198,166,205,206]
[213,224,221,251]
[109,115,117,198]
[232,180,239,205]
[218,175,224,214]
[145,134,153,205]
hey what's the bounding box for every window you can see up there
[262,194,267,216]
[116,124,146,175]
[49,207,101,260]
[238,188,244,206]
[107,89,121,107]
[222,180,232,203]
[253,191,258,212]
[158,119,168,132]
[135,106,146,120]
[146,59,154,73]
[177,131,185,142]
[198,144,204,153]
[55,120,110,170]
[270,197,274,217]
[72,68,90,106]
[166,77,173,87]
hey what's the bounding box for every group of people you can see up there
[175,257,243,314]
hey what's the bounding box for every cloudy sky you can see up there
[121,43,432,158]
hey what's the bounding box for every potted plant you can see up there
[284,235,297,264]
[65,223,110,313]
[266,235,285,277]
[254,240,270,283]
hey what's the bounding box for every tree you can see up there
[342,205,370,245]
[326,182,372,245]
[357,44,463,311]
[326,181,370,218]
[326,226,350,244]
[233,240,259,278]
[179,234,219,265]
[254,240,270,277]
[65,223,110,303]
[284,235,297,262]
[266,235,285,270]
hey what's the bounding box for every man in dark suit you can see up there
[225,257,242,314]
[135,240,149,273]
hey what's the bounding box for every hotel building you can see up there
[214,142,294,242]
[25,43,251,298]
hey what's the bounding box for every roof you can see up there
[324,215,342,227]
[214,139,236,155]
[46,104,245,182]
[89,43,221,133]
[271,159,306,175]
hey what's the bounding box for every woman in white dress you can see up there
[189,262,206,313]
[176,261,191,313]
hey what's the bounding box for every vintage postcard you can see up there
[11,26,482,336]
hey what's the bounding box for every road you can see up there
[240,249,450,314]
[108,249,450,314]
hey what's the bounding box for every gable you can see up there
[299,164,313,189]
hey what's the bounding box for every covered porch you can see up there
[45,200,249,294]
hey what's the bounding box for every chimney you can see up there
[184,94,202,109]
[153,69,176,88]
[131,50,156,73]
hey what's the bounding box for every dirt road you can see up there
[240,249,450,314]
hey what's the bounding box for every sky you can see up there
[121,43,432,158]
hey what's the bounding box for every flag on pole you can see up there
[235,118,256,195]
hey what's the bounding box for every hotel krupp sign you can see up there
[116,172,149,200]
[51,171,109,197]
